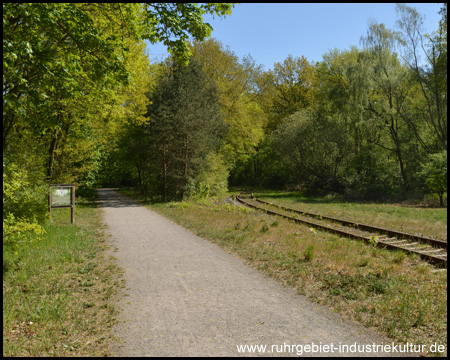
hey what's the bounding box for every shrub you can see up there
[419,151,447,207]
[304,244,315,262]
[3,162,47,247]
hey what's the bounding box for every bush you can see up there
[188,152,229,198]
[3,162,47,247]
[419,151,447,207]
[304,244,315,262]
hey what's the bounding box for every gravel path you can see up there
[98,189,412,357]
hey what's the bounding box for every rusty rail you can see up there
[252,195,447,249]
[236,194,447,267]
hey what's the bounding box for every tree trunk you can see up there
[163,147,167,202]
[182,137,189,200]
[439,192,444,207]
[47,128,59,181]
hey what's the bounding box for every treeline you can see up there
[102,4,446,204]
[3,3,235,244]
[100,39,268,201]
[2,4,447,246]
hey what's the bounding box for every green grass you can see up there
[3,190,123,357]
[124,189,447,357]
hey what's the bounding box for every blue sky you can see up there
[145,3,443,70]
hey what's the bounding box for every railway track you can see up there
[236,193,447,267]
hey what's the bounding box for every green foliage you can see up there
[259,4,445,200]
[303,245,315,262]
[3,2,237,232]
[120,59,226,200]
[3,1,445,213]
[368,236,380,246]
[191,152,229,197]
[3,3,131,145]
[419,151,447,206]
[3,3,155,193]
[264,55,317,130]
[271,109,352,193]
[3,163,47,246]
[189,39,268,171]
[396,3,447,153]
[143,4,235,66]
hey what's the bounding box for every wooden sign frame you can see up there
[49,184,75,224]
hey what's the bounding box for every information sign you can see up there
[49,184,75,223]
[51,187,72,206]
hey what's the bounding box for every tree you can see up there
[3,3,236,244]
[360,22,420,189]
[144,59,226,200]
[3,3,132,150]
[314,48,387,197]
[419,151,447,206]
[315,46,370,152]
[3,3,236,169]
[142,3,235,66]
[396,3,447,152]
[264,55,316,130]
[271,109,352,193]
[189,38,268,169]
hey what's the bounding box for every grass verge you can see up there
[122,189,447,357]
[3,189,123,357]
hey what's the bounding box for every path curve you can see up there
[98,189,412,357]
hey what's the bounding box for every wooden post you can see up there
[71,185,75,224]
[49,188,53,219]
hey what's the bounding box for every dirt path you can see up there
[98,189,412,357]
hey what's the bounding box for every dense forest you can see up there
[3,4,447,244]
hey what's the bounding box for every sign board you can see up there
[49,184,75,223]
[51,187,72,206]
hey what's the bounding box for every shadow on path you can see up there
[96,189,141,208]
